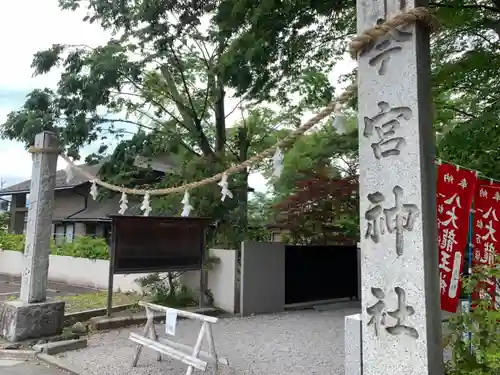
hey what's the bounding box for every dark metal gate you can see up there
[285,245,359,305]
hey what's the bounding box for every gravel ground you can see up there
[60,308,360,375]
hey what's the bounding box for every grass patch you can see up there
[56,291,142,313]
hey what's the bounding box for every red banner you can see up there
[437,163,477,312]
[472,181,500,307]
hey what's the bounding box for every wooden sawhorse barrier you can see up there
[129,301,229,374]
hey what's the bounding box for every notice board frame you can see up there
[106,215,212,316]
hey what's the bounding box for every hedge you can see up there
[0,231,109,260]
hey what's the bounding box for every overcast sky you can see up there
[0,0,354,193]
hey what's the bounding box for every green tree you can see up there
[263,116,359,245]
[271,115,358,196]
[217,0,500,177]
[0,211,9,232]
[1,0,332,248]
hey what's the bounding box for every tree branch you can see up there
[168,44,199,120]
[429,2,500,13]
[160,65,214,156]
[99,116,201,157]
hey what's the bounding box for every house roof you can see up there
[0,164,102,197]
[60,196,122,222]
[0,153,177,197]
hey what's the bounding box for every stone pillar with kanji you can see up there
[356,1,444,374]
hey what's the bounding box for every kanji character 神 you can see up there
[384,186,420,256]
[364,186,420,257]
[365,191,386,243]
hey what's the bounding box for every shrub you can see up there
[136,272,195,307]
[52,236,109,260]
[0,232,109,260]
[444,255,500,375]
[0,232,26,251]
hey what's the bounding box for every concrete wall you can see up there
[0,248,238,305]
[180,249,239,313]
[240,241,285,316]
[0,249,146,293]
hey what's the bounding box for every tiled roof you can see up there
[0,164,101,196]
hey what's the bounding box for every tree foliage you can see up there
[216,0,353,105]
[0,0,307,248]
[264,115,359,244]
[272,115,358,195]
[444,255,500,375]
[9,0,497,246]
[217,0,500,176]
[0,211,9,232]
[272,171,358,245]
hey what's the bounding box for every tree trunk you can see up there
[237,126,250,243]
[215,39,226,154]
[167,272,175,298]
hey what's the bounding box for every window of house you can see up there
[85,223,97,237]
[53,223,75,245]
[65,224,74,243]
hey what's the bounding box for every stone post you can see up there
[0,131,65,342]
[345,313,362,375]
[356,1,444,374]
[20,131,58,303]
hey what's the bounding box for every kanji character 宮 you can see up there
[363,101,412,160]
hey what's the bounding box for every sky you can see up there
[0,0,113,187]
[0,0,355,193]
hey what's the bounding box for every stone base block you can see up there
[345,313,362,375]
[0,299,65,342]
[33,338,87,355]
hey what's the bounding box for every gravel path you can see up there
[60,308,359,375]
